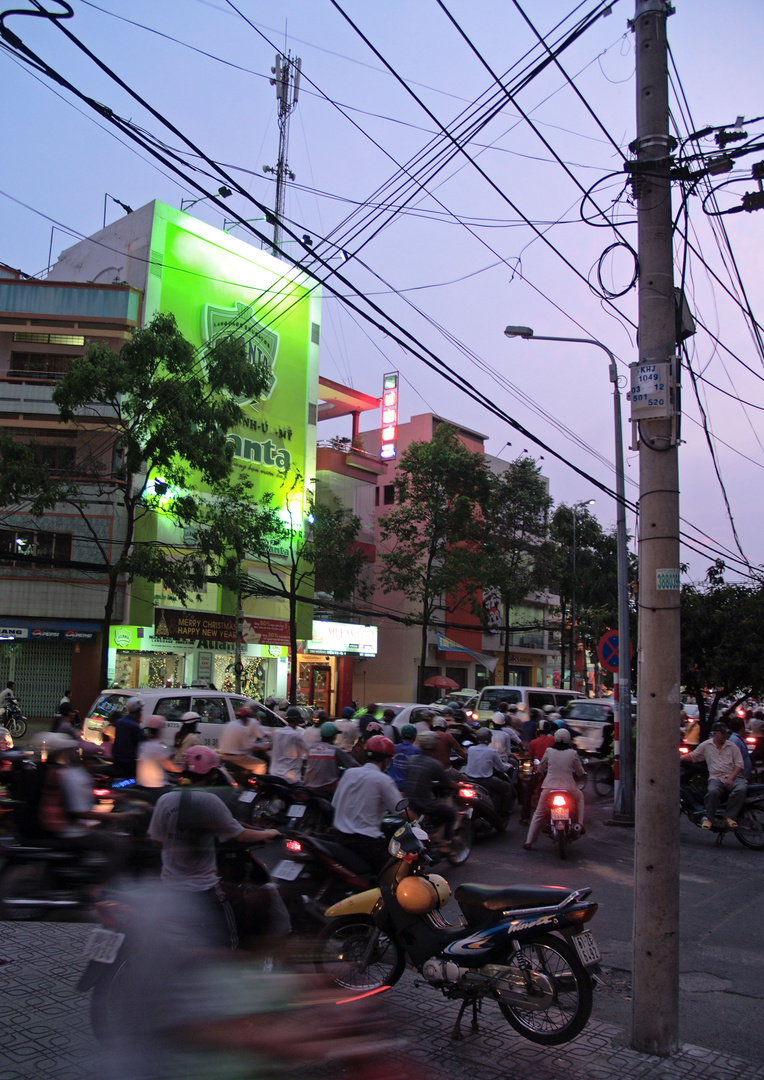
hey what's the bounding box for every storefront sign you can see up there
[0,626,28,639]
[154,608,237,644]
[0,622,98,642]
[304,620,378,657]
[242,617,291,647]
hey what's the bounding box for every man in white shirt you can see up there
[465,727,515,814]
[685,721,748,828]
[331,735,406,873]
[268,707,308,783]
[136,715,181,788]
[218,704,270,775]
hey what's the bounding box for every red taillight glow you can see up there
[746,736,757,748]
[551,795,568,807]
[678,745,690,755]
[285,839,302,853]
[93,788,111,798]
[458,787,477,799]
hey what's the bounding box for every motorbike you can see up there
[680,761,764,848]
[0,699,27,740]
[453,778,509,838]
[541,788,584,859]
[246,773,335,834]
[317,820,600,1046]
[77,840,289,1040]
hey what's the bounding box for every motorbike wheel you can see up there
[496,933,593,1046]
[556,828,567,860]
[0,862,49,920]
[317,915,405,993]
[735,805,764,850]
[592,761,614,798]
[447,819,474,866]
[4,716,26,739]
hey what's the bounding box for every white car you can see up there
[83,688,286,748]
[357,703,447,734]
[564,699,615,753]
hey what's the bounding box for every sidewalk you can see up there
[2,920,764,1080]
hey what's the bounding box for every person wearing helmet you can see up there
[489,712,522,762]
[148,746,280,946]
[388,724,422,791]
[520,720,558,824]
[218,703,270,775]
[334,706,360,752]
[414,709,435,734]
[302,709,329,750]
[430,715,467,770]
[379,707,401,744]
[683,720,747,830]
[405,731,458,850]
[110,696,146,779]
[330,733,408,874]
[523,727,586,850]
[303,722,358,793]
[269,707,308,783]
[491,701,510,729]
[173,712,202,765]
[136,715,182,788]
[464,726,515,816]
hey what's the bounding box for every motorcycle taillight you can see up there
[551,794,568,807]
[458,787,476,799]
[285,839,302,853]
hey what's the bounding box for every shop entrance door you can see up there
[298,663,332,712]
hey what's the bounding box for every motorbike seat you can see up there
[308,835,373,877]
[454,882,573,911]
[745,783,764,800]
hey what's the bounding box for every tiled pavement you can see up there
[2,919,764,1080]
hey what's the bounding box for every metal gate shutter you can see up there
[4,643,73,718]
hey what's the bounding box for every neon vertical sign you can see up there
[380,372,399,460]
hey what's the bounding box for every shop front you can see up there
[300,620,378,715]
[109,610,291,700]
[0,618,101,719]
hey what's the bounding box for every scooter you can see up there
[0,699,27,740]
[542,788,584,860]
[680,760,764,848]
[318,820,600,1047]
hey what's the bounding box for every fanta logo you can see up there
[201,300,278,406]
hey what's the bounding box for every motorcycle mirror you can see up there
[395,798,409,812]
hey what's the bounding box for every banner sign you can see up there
[436,633,498,672]
[305,620,378,657]
[242,617,291,647]
[154,608,237,644]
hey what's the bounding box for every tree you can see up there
[549,505,631,693]
[202,473,372,703]
[681,564,764,738]
[481,457,553,681]
[0,312,271,688]
[377,423,491,701]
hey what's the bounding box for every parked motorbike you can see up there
[680,761,764,848]
[0,699,27,740]
[317,820,600,1046]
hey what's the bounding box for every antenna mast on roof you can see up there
[262,52,302,259]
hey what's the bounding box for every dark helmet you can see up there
[286,707,303,722]
[341,706,355,719]
[417,731,439,751]
[364,735,395,758]
[400,724,418,740]
[320,721,339,740]
[475,727,493,743]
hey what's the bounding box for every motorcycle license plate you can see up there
[573,931,600,966]
[238,791,256,803]
[82,928,125,965]
[287,803,306,818]
[551,806,569,820]
[272,859,303,881]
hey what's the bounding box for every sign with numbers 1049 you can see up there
[628,362,672,419]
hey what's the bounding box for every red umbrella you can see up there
[424,675,460,690]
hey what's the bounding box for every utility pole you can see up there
[629,0,681,1056]
[263,52,302,258]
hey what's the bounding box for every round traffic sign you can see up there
[598,630,621,672]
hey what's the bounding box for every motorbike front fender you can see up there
[324,887,382,919]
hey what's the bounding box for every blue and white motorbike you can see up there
[317,820,600,1046]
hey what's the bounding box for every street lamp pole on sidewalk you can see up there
[504,327,634,818]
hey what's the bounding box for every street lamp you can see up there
[504,325,633,820]
[571,499,596,694]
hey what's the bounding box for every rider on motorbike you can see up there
[683,721,748,829]
[464,727,514,815]
[303,722,358,794]
[330,734,409,874]
[405,731,458,851]
[218,704,270,775]
[523,728,585,851]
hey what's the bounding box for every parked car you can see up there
[474,685,583,724]
[82,689,286,748]
[434,689,478,709]
[564,698,615,754]
[355,703,447,734]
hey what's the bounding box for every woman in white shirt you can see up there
[523,728,585,850]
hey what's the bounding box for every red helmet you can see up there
[236,705,255,719]
[364,735,395,758]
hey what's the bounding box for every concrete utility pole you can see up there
[263,52,302,258]
[630,0,681,1056]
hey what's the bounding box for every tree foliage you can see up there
[0,312,272,687]
[377,423,491,700]
[681,565,764,737]
[481,457,552,679]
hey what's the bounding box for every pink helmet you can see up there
[364,735,396,758]
[143,714,165,730]
[182,745,221,774]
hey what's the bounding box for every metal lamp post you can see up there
[571,498,596,693]
[504,326,633,819]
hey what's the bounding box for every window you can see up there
[0,528,73,568]
[13,332,85,346]
[192,697,228,724]
[8,352,76,380]
[383,484,395,505]
[374,487,380,506]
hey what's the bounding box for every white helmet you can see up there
[554,727,572,744]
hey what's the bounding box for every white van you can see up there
[474,685,583,724]
[83,688,286,748]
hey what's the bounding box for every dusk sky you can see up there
[2,0,763,581]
